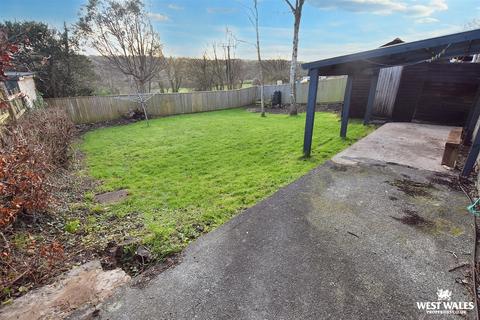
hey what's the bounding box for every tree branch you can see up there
[284,0,295,13]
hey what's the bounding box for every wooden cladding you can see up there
[393,63,480,125]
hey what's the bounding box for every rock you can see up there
[0,260,130,320]
[135,245,152,262]
[94,190,128,204]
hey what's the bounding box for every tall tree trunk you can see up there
[289,12,300,115]
[254,0,265,117]
[137,80,146,94]
[137,80,149,124]
[286,0,305,116]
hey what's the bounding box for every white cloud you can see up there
[405,0,447,17]
[168,4,184,10]
[147,12,170,22]
[307,0,447,17]
[415,17,439,23]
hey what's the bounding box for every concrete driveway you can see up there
[98,123,474,320]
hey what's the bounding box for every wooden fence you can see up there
[46,87,258,124]
[261,77,348,104]
[0,90,27,125]
[45,78,350,124]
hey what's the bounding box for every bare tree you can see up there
[262,59,290,84]
[229,58,246,88]
[164,57,185,92]
[464,19,480,63]
[222,29,238,90]
[245,0,265,116]
[284,0,305,115]
[76,0,163,93]
[465,18,480,30]
[188,52,214,91]
[212,43,225,90]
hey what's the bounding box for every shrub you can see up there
[0,108,75,228]
[0,141,49,227]
[6,108,76,168]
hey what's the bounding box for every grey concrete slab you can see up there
[98,162,473,320]
[333,123,454,172]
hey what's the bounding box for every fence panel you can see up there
[46,87,258,124]
[260,77,347,105]
[0,90,28,125]
[45,78,353,125]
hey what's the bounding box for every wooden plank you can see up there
[363,72,379,125]
[372,66,403,118]
[441,127,463,167]
[392,64,427,122]
[0,111,10,124]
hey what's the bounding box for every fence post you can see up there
[464,85,480,144]
[303,68,319,157]
[340,75,354,138]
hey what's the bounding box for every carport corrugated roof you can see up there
[301,29,480,177]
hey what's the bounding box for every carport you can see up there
[302,29,480,176]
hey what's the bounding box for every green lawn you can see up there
[81,108,374,257]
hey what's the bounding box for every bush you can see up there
[0,142,49,227]
[7,108,76,168]
[0,108,75,227]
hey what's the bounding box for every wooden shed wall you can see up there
[392,63,480,125]
[349,75,371,118]
[348,66,403,118]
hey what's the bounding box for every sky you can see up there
[1,0,479,62]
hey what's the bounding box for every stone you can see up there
[94,190,128,204]
[0,261,130,320]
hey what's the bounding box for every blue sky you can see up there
[1,0,479,61]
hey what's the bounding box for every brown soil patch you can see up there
[246,103,342,114]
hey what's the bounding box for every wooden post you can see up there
[363,72,379,125]
[303,68,319,157]
[462,125,480,177]
[464,85,480,144]
[0,82,13,123]
[340,75,353,138]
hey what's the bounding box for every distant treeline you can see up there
[1,20,306,98]
[90,56,306,95]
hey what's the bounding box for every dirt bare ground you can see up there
[0,145,152,309]
[246,102,343,114]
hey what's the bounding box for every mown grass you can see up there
[81,108,374,257]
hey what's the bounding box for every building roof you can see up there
[302,29,480,76]
[4,71,35,80]
[381,38,405,47]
